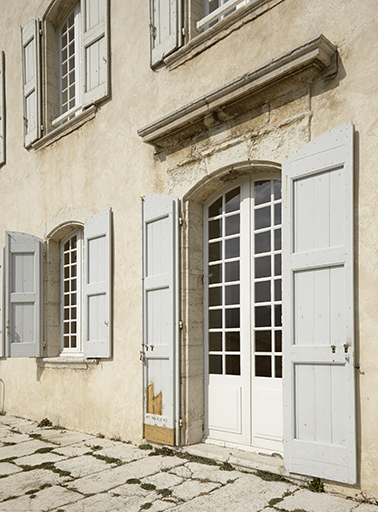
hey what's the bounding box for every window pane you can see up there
[274,279,281,301]
[255,306,271,327]
[209,287,222,306]
[274,203,281,225]
[64,336,69,348]
[274,229,281,251]
[225,284,239,305]
[225,332,240,351]
[225,308,240,328]
[225,238,239,259]
[225,214,240,236]
[71,307,77,320]
[209,355,222,374]
[255,206,271,230]
[255,331,271,352]
[209,241,221,262]
[64,322,69,334]
[275,305,282,327]
[275,356,282,378]
[275,331,282,352]
[255,256,271,278]
[71,335,77,348]
[64,308,69,320]
[254,180,271,206]
[226,355,240,375]
[71,293,77,306]
[209,264,222,284]
[255,231,270,254]
[274,180,281,200]
[209,219,222,239]
[209,309,222,329]
[209,332,222,351]
[209,197,222,218]
[225,261,239,282]
[255,356,271,377]
[274,254,281,276]
[225,187,240,213]
[255,281,270,303]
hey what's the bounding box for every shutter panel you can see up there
[5,232,42,358]
[283,122,355,484]
[142,195,180,446]
[21,20,41,148]
[0,247,4,358]
[83,208,112,358]
[0,51,4,166]
[150,0,181,66]
[81,0,109,107]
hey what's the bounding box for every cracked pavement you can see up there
[1,415,378,511]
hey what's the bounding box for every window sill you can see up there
[37,356,99,370]
[164,0,284,70]
[31,105,97,151]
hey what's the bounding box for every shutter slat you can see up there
[150,0,181,66]
[21,20,41,148]
[5,233,42,358]
[142,194,180,446]
[81,0,109,106]
[0,51,4,166]
[83,208,112,358]
[283,122,355,484]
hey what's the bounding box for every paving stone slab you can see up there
[71,455,185,495]
[53,442,96,457]
[0,485,81,511]
[355,504,378,511]
[98,443,148,462]
[169,465,193,478]
[280,488,360,512]
[37,430,95,446]
[15,451,66,466]
[0,432,32,443]
[52,493,152,512]
[185,461,241,484]
[0,462,22,476]
[54,454,117,478]
[142,471,184,488]
[109,482,151,498]
[0,468,63,500]
[172,479,221,501]
[0,439,56,460]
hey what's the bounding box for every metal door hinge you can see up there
[140,351,146,364]
[179,217,184,227]
[179,321,183,330]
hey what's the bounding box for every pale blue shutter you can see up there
[5,233,42,358]
[21,20,41,148]
[150,0,181,66]
[0,247,4,358]
[83,208,112,358]
[0,51,4,166]
[282,122,355,484]
[142,195,180,446]
[81,0,109,107]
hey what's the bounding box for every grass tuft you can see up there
[38,418,53,428]
[255,469,288,483]
[126,478,141,484]
[308,477,324,492]
[140,483,156,491]
[139,444,153,450]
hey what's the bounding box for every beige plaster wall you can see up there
[0,0,377,498]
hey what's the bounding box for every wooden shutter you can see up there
[282,122,355,484]
[83,208,112,358]
[81,0,109,107]
[0,51,4,166]
[5,232,42,358]
[142,195,180,446]
[0,247,4,358]
[150,0,181,66]
[21,20,41,148]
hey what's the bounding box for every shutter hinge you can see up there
[179,418,183,427]
[140,350,146,364]
[179,321,183,330]
[179,217,183,227]
[181,27,186,37]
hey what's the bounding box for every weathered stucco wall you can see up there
[0,0,377,499]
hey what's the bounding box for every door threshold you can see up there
[185,442,308,484]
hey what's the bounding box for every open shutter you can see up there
[81,0,109,107]
[283,122,355,484]
[142,195,180,446]
[150,0,181,66]
[0,247,4,357]
[21,20,41,148]
[83,208,112,358]
[0,51,4,166]
[5,232,42,358]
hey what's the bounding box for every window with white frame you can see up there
[21,0,109,148]
[61,229,83,354]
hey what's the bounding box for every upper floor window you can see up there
[21,0,109,148]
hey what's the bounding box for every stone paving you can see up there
[1,415,378,512]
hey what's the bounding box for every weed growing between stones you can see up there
[126,478,141,484]
[140,503,152,510]
[97,433,105,438]
[139,444,153,450]
[3,441,16,446]
[90,445,103,451]
[157,488,172,497]
[38,418,53,428]
[0,474,8,478]
[34,447,54,454]
[148,446,174,457]
[179,451,219,466]
[141,483,156,490]
[268,497,283,506]
[26,489,39,495]
[20,462,71,478]
[0,457,16,463]
[111,436,122,442]
[307,477,324,492]
[255,470,289,483]
[220,461,234,471]
[3,496,17,502]
[91,453,123,466]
